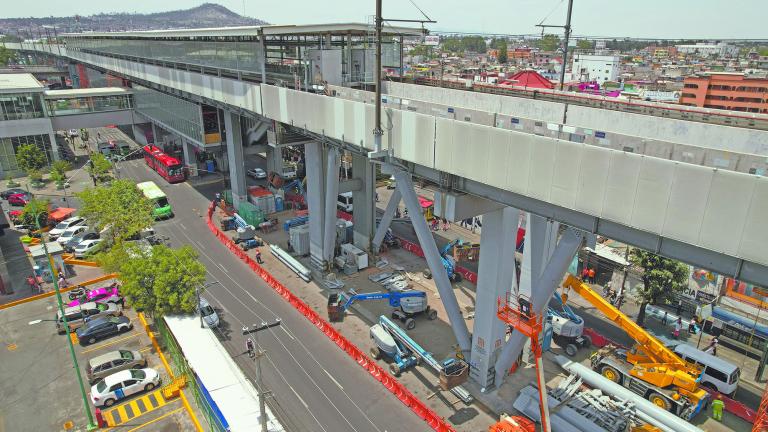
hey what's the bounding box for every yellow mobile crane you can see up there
[561,274,709,420]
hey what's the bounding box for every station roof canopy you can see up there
[0,73,44,93]
[63,23,426,39]
[44,87,131,99]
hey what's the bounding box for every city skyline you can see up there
[2,0,766,40]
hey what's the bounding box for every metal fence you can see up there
[156,318,228,432]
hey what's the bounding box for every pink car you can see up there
[8,193,30,206]
[67,285,122,307]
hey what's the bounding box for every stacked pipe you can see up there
[269,244,311,282]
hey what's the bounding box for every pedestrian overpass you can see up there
[44,87,134,130]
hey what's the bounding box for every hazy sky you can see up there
[4,0,766,40]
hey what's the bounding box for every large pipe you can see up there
[554,356,703,432]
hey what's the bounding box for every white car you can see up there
[49,216,86,240]
[90,368,161,407]
[57,225,89,245]
[74,239,102,258]
[68,129,79,138]
[247,168,267,179]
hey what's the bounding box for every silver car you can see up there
[86,349,147,384]
[56,302,121,334]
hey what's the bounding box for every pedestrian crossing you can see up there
[102,389,168,427]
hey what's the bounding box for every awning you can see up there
[49,207,75,222]
[584,243,630,267]
[418,196,433,208]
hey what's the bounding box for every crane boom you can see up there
[561,275,704,394]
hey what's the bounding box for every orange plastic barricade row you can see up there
[205,202,454,432]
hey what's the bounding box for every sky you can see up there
[3,0,766,40]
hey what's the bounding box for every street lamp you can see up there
[243,319,281,432]
[33,212,97,431]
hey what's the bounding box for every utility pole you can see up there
[535,0,575,91]
[36,214,97,431]
[243,319,282,432]
[559,0,574,91]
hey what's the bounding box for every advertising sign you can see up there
[423,35,440,46]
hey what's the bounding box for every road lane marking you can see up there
[324,369,344,390]
[179,223,187,230]
[289,385,309,408]
[281,326,295,340]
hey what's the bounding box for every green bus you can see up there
[137,181,173,219]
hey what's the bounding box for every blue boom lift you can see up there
[422,239,463,283]
[327,289,438,330]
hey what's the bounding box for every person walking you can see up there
[712,395,725,421]
[588,267,596,284]
[255,248,264,264]
[704,337,719,356]
[676,299,683,316]
[662,310,668,326]
[673,317,682,339]
[57,273,69,289]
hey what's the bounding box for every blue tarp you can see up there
[196,373,230,431]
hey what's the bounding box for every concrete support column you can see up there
[322,148,340,265]
[304,141,326,266]
[223,111,247,204]
[493,226,584,387]
[470,207,520,389]
[151,123,158,145]
[394,170,472,353]
[266,145,283,175]
[372,188,401,253]
[351,152,374,250]
[259,36,267,84]
[182,139,197,177]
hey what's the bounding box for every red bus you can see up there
[142,145,186,183]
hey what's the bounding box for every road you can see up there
[119,159,430,432]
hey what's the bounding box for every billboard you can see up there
[423,35,440,46]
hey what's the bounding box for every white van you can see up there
[337,192,353,213]
[674,343,740,395]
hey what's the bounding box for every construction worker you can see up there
[712,394,724,421]
[588,267,596,284]
[255,248,264,264]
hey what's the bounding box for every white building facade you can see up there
[569,54,620,84]
[676,42,739,58]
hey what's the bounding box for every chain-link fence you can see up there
[156,318,227,432]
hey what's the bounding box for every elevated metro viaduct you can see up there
[9,25,768,391]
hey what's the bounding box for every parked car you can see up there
[1,188,27,199]
[67,285,121,307]
[64,231,99,252]
[49,216,86,240]
[57,225,89,245]
[77,315,132,346]
[8,193,30,207]
[86,349,147,384]
[68,129,79,137]
[56,302,121,334]
[90,368,160,407]
[247,168,267,179]
[197,297,220,328]
[74,239,102,258]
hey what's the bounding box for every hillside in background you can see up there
[0,3,268,39]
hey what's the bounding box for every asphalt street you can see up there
[119,159,430,432]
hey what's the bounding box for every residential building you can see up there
[676,42,738,58]
[570,53,621,83]
[679,72,768,113]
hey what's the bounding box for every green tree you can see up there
[87,152,112,182]
[114,244,206,317]
[0,46,17,66]
[577,40,593,50]
[630,249,689,326]
[76,179,154,244]
[20,198,50,227]
[497,40,508,64]
[538,34,561,51]
[16,143,47,175]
